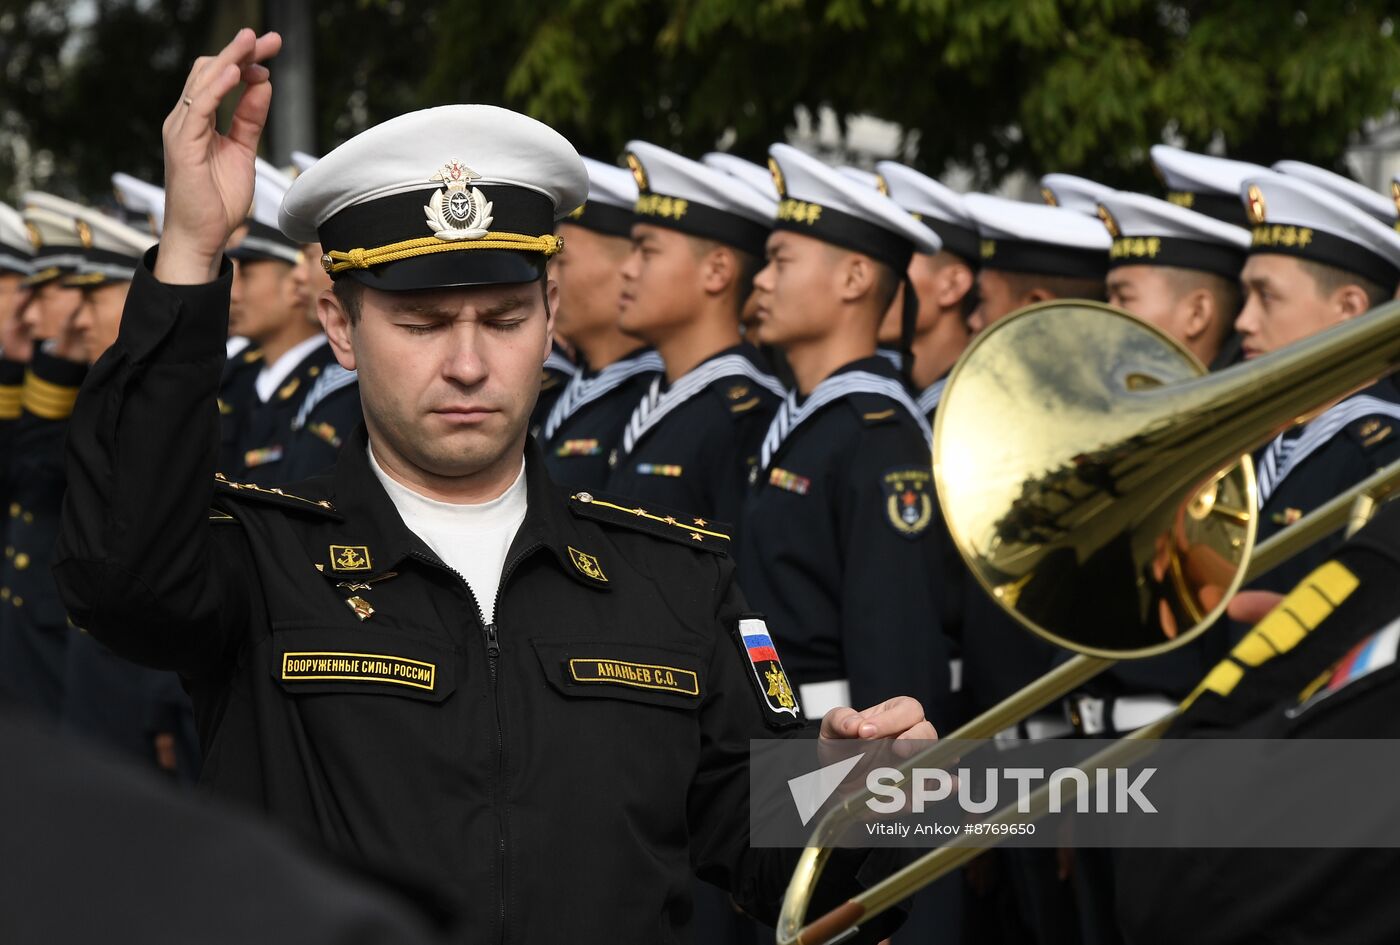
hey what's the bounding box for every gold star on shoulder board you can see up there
[690,532,702,541]
[663,515,676,525]
[693,517,707,527]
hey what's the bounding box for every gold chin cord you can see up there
[777,299,1400,945]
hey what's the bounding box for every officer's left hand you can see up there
[819,696,936,742]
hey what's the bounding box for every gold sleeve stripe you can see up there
[24,372,83,401]
[22,373,81,419]
[1180,560,1360,710]
[325,232,562,274]
[0,385,20,420]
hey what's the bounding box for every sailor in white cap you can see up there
[739,141,954,738]
[963,192,1111,332]
[56,31,931,945]
[0,201,33,368]
[31,204,200,776]
[277,147,369,485]
[875,161,979,418]
[1272,159,1397,230]
[111,173,166,236]
[221,157,340,485]
[700,151,781,332]
[536,155,661,490]
[1097,190,1249,367]
[1150,144,1267,228]
[62,207,157,361]
[19,194,89,353]
[1040,172,1114,216]
[2,195,94,719]
[1232,170,1400,639]
[605,141,785,525]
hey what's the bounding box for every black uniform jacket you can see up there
[53,255,902,944]
[282,364,363,483]
[0,348,86,714]
[537,349,661,494]
[0,707,450,945]
[1226,376,1400,650]
[605,343,783,531]
[737,356,952,727]
[1114,499,1400,945]
[223,340,342,486]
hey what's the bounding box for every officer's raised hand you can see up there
[820,696,936,742]
[155,28,282,286]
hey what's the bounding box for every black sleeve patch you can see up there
[880,467,934,539]
[732,614,804,729]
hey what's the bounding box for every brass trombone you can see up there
[776,299,1400,945]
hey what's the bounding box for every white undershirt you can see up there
[368,445,528,624]
[255,334,328,403]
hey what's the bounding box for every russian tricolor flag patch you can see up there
[740,616,800,719]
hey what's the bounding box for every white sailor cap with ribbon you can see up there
[767,143,940,262]
[290,151,320,175]
[111,173,165,236]
[0,202,33,277]
[963,193,1111,278]
[281,104,586,291]
[1239,170,1400,291]
[228,158,302,264]
[1272,160,1398,232]
[560,156,637,239]
[875,160,981,266]
[768,142,941,379]
[701,152,780,202]
[1095,190,1249,279]
[1040,173,1115,216]
[63,204,157,288]
[21,193,89,286]
[623,140,775,256]
[1150,145,1268,228]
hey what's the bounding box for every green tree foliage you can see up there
[3,0,1398,203]
[0,0,215,203]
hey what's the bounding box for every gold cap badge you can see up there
[1246,184,1267,225]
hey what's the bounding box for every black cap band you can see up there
[772,198,914,272]
[0,250,31,276]
[979,238,1108,279]
[1166,191,1250,228]
[916,217,980,268]
[318,185,557,291]
[1107,236,1246,280]
[228,220,301,264]
[1248,224,1400,290]
[563,202,634,239]
[633,191,769,257]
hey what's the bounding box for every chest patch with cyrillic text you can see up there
[568,658,700,697]
[281,651,436,691]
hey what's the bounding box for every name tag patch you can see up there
[568,658,700,697]
[282,651,435,691]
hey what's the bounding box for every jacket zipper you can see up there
[410,541,541,945]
